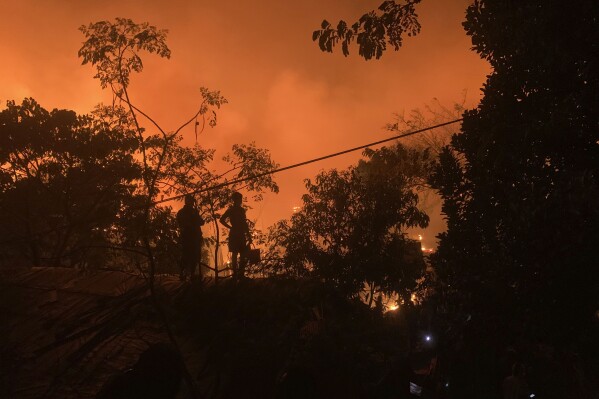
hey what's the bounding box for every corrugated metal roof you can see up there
[0,267,186,399]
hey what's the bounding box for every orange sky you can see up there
[1,0,489,248]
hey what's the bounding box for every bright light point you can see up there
[292,206,301,213]
[418,234,422,241]
[410,293,418,304]
[529,395,535,398]
[387,304,399,311]
[425,335,431,342]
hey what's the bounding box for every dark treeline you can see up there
[314,0,599,397]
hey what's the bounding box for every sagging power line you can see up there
[154,118,463,205]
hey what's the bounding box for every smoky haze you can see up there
[0,0,489,248]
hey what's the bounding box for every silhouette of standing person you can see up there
[219,192,251,280]
[176,194,204,281]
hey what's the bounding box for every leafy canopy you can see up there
[430,0,599,336]
[0,98,141,267]
[264,143,429,301]
[312,0,421,60]
[79,18,171,91]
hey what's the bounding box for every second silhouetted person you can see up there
[219,192,251,280]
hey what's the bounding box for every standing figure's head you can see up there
[231,191,243,206]
[184,194,195,207]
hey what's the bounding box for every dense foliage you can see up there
[0,99,140,267]
[312,0,421,60]
[431,0,599,342]
[314,1,599,397]
[263,144,430,303]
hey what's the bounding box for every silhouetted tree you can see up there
[314,1,599,396]
[78,18,278,278]
[429,0,599,344]
[0,99,140,267]
[265,144,429,303]
[77,18,227,280]
[386,96,466,157]
[312,0,421,60]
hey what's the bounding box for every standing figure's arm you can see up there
[219,208,231,229]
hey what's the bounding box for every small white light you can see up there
[425,335,431,342]
[529,395,535,398]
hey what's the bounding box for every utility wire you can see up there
[1,118,462,246]
[153,118,463,205]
